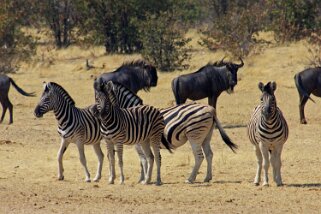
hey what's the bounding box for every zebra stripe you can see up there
[93,81,169,185]
[34,82,103,182]
[98,82,237,184]
[247,81,288,186]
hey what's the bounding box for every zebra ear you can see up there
[258,82,264,92]
[270,81,277,92]
[43,81,49,92]
[106,81,114,92]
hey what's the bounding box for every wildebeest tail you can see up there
[161,134,173,153]
[213,114,238,153]
[294,73,315,103]
[171,77,180,105]
[9,78,36,97]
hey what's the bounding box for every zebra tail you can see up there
[9,78,36,97]
[294,74,315,103]
[171,77,180,105]
[213,114,238,153]
[161,134,173,153]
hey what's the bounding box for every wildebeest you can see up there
[94,60,158,94]
[171,58,244,109]
[294,67,321,124]
[0,74,35,124]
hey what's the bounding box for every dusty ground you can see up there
[1,36,321,213]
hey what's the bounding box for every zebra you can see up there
[91,81,171,185]
[34,82,103,182]
[138,103,237,184]
[95,81,237,184]
[247,81,289,187]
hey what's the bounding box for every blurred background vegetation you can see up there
[0,0,320,72]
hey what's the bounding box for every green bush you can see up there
[0,0,36,73]
[139,11,191,71]
[199,1,267,57]
[267,0,320,42]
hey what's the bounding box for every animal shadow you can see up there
[222,124,247,129]
[286,183,321,188]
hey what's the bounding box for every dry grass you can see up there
[1,34,321,213]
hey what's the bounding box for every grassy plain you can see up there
[1,32,321,213]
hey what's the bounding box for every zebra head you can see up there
[34,82,75,118]
[92,81,119,120]
[258,81,277,120]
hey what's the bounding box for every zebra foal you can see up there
[91,81,171,185]
[34,82,103,182]
[247,82,288,186]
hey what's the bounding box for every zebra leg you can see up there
[186,142,204,184]
[116,143,125,184]
[92,143,104,182]
[259,143,270,186]
[106,141,116,184]
[151,142,162,186]
[76,142,91,182]
[270,145,284,186]
[140,142,154,185]
[202,135,213,183]
[57,138,70,180]
[135,144,147,183]
[254,145,263,186]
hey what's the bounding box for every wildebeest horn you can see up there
[236,57,244,68]
[220,56,226,64]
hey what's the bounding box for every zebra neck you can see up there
[261,111,278,125]
[102,105,125,130]
[53,99,75,129]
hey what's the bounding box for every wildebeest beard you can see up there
[225,70,234,94]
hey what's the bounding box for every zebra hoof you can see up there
[263,183,269,187]
[85,179,91,183]
[58,176,64,181]
[185,179,194,184]
[254,182,260,186]
[108,180,115,185]
[141,180,151,185]
[93,178,100,182]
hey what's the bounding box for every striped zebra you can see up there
[34,82,103,182]
[96,81,237,184]
[247,82,289,187]
[91,81,171,185]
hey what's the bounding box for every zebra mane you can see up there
[47,82,75,106]
[99,81,143,108]
[112,82,143,106]
[115,59,149,72]
[105,81,120,107]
